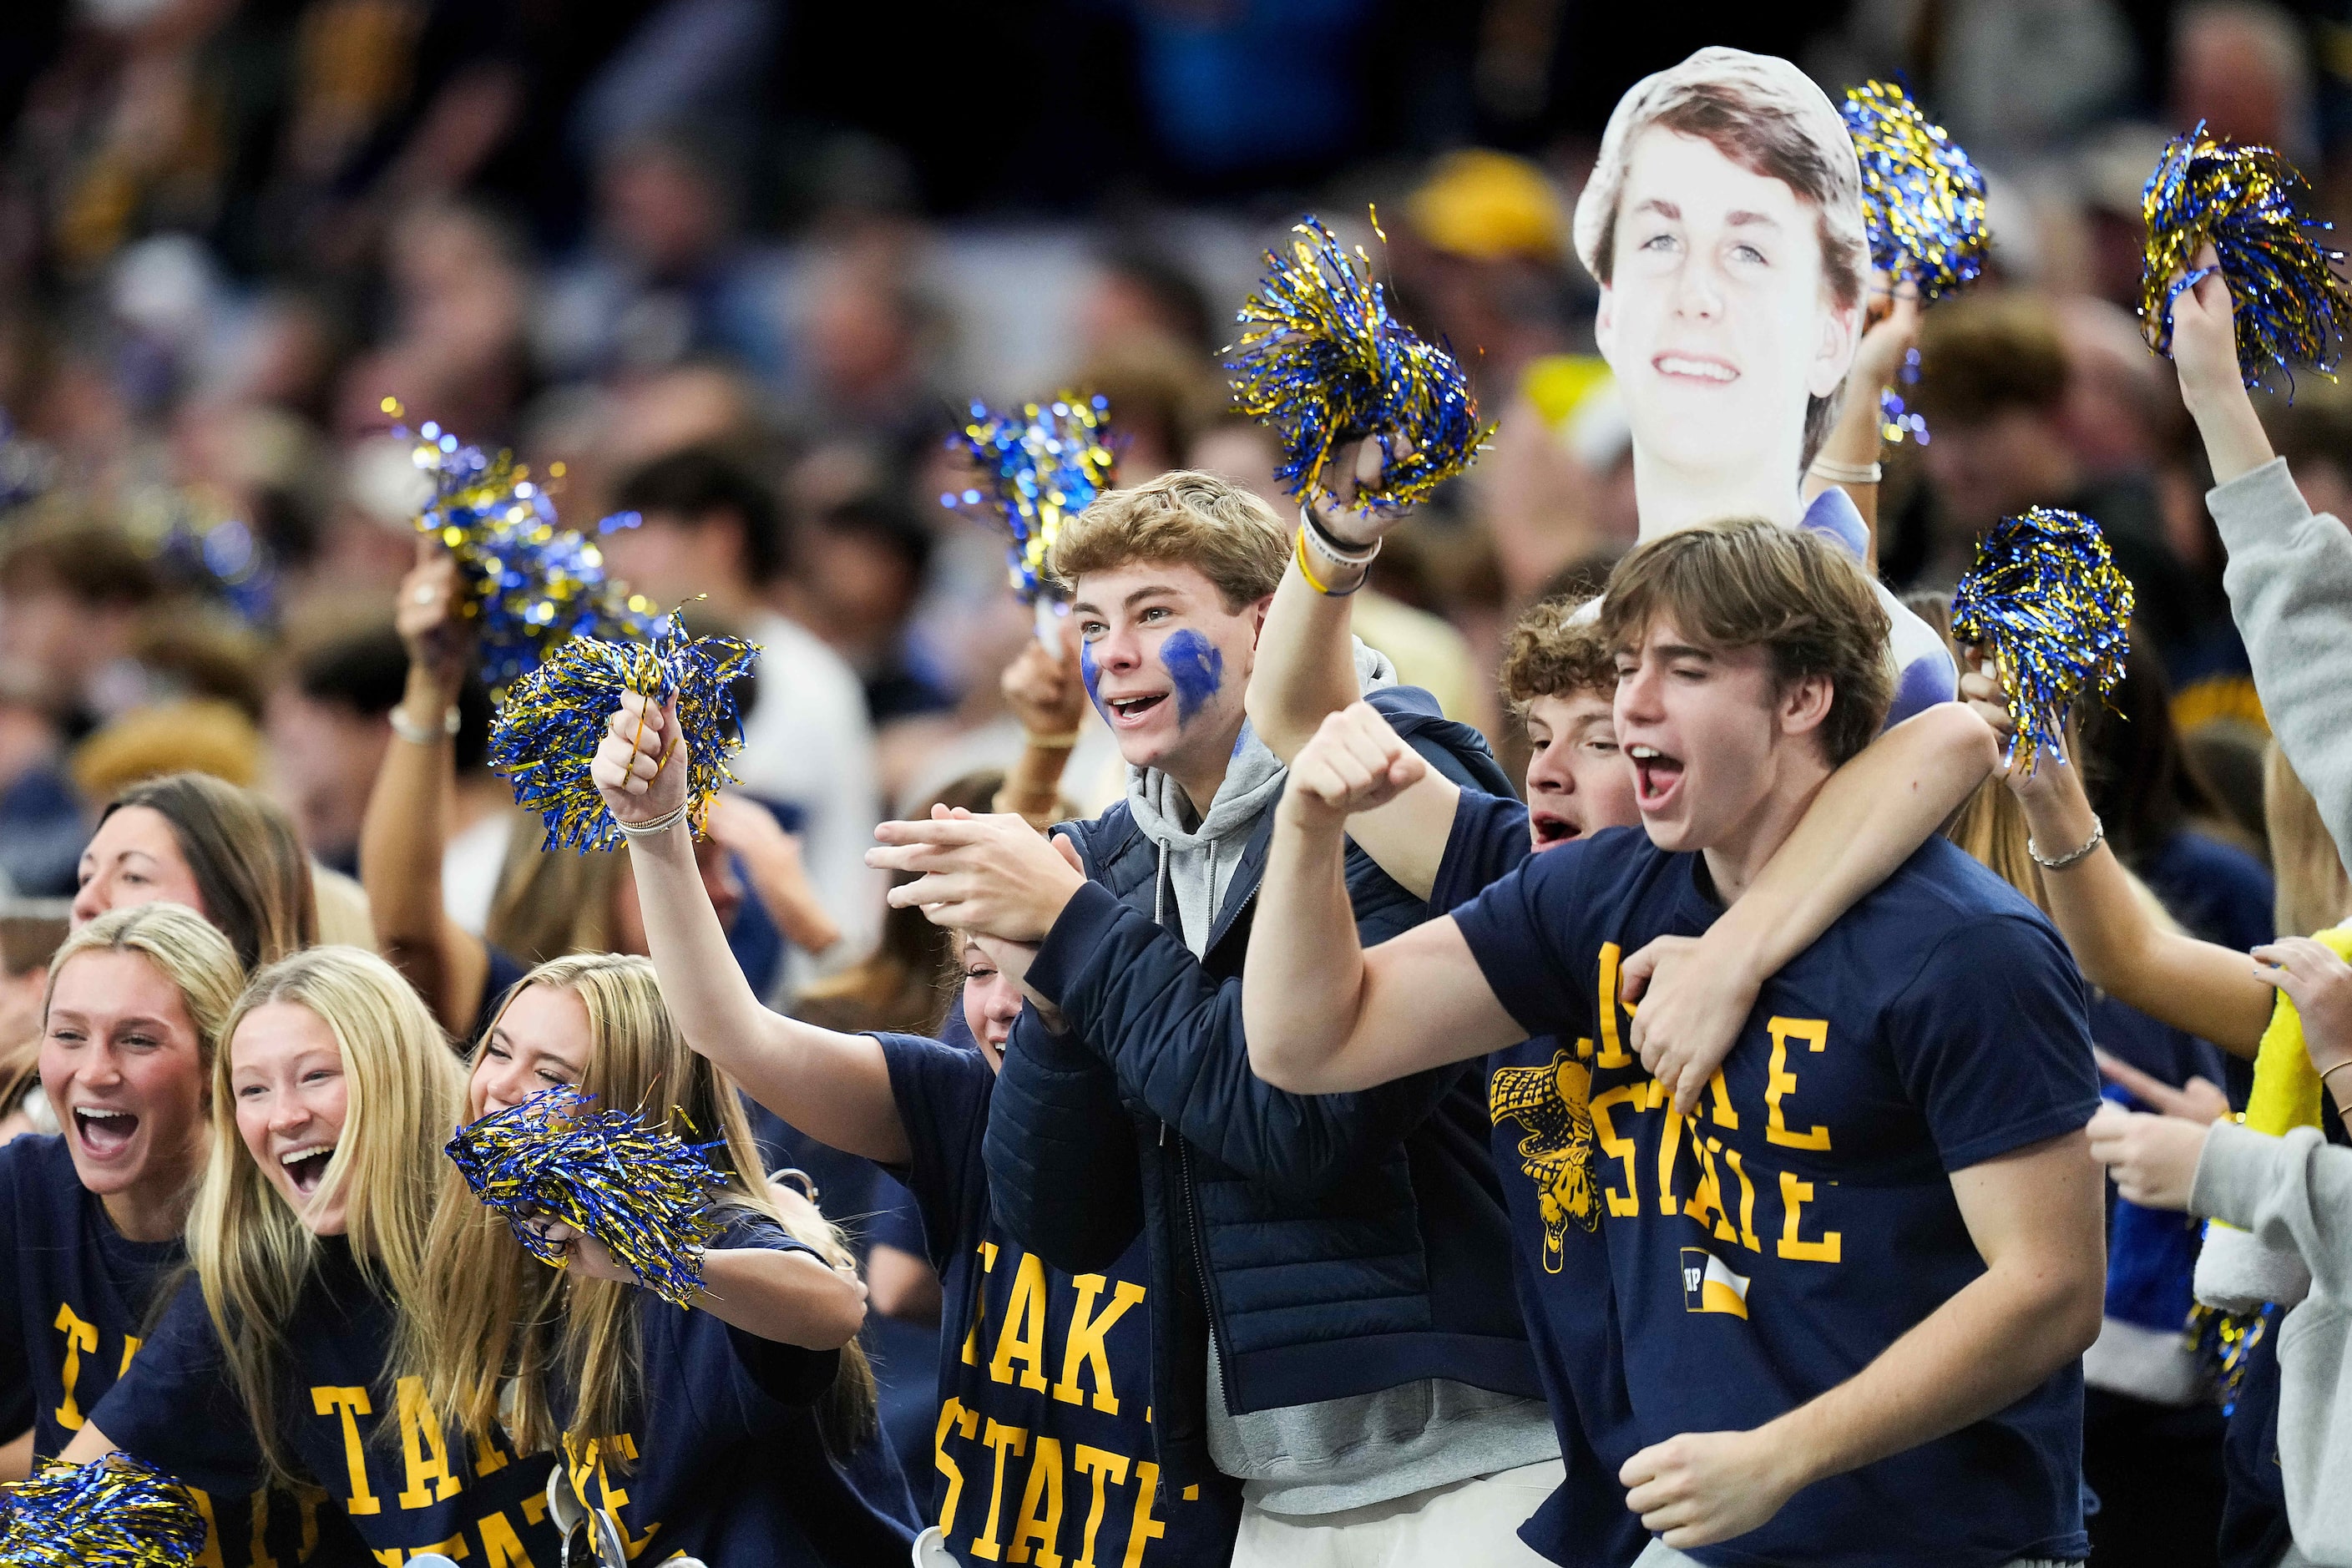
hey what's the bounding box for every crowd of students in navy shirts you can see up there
[4,42,2352,1568]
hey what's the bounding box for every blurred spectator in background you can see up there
[782,492,955,726]
[0,664,79,898]
[265,618,405,874]
[537,126,792,385]
[787,240,943,461]
[0,899,67,1143]
[72,700,262,801]
[2171,1,2315,160]
[1904,293,2214,677]
[1079,335,1217,483]
[1077,245,1218,362]
[336,200,534,443]
[604,443,882,974]
[0,518,164,735]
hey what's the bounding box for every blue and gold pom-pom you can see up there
[1950,507,2134,775]
[2187,1301,2274,1416]
[2139,125,2352,390]
[446,1085,729,1308]
[486,607,758,853]
[942,393,1116,603]
[394,405,657,696]
[1842,80,1990,305]
[0,1454,205,1567]
[1229,214,1491,510]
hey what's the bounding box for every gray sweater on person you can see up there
[2192,1121,2352,1566]
[2211,458,2352,862]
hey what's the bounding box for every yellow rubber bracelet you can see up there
[1294,524,1333,594]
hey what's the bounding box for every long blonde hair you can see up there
[186,946,466,1487]
[2265,742,2352,937]
[417,953,876,1468]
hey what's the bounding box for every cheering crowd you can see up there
[0,12,2349,1568]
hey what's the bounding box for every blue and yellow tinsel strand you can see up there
[0,1454,205,1567]
[446,1085,729,1308]
[943,393,1116,604]
[1228,214,1490,510]
[391,401,656,696]
[486,606,758,853]
[1842,80,1990,306]
[2139,124,2352,391]
[1950,507,2134,776]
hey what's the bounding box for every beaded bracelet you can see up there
[2026,812,2104,871]
[614,800,691,841]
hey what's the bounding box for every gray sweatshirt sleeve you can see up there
[2188,1120,2352,1565]
[2211,458,2352,860]
[2190,1121,2352,1304]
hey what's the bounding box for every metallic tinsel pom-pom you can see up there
[943,393,1116,604]
[1842,80,1990,305]
[487,607,757,852]
[0,1454,205,1567]
[402,418,656,695]
[1950,507,2135,776]
[2139,124,2352,392]
[1228,215,1490,510]
[446,1085,730,1308]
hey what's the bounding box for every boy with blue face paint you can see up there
[868,468,1565,1565]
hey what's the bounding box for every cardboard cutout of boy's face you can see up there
[1594,128,1858,493]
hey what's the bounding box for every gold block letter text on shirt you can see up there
[1595,944,1633,1069]
[1054,1276,1145,1414]
[1764,1019,1832,1151]
[1070,1445,1130,1568]
[990,1254,1052,1393]
[1777,1170,1842,1262]
[394,1376,461,1508]
[49,1302,96,1430]
[311,1387,382,1515]
[974,1418,1030,1560]
[1007,1434,1065,1567]
[934,1398,980,1535]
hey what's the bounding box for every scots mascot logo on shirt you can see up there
[1490,1048,1599,1270]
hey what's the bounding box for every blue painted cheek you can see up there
[1160,630,1224,726]
[1080,641,1105,716]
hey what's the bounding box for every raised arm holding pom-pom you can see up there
[2172,243,2277,484]
[2168,245,2352,869]
[1966,655,2275,1055]
[590,690,912,1165]
[360,539,493,1035]
[1798,274,1921,557]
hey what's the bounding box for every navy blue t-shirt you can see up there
[1452,829,2099,1568]
[550,1210,919,1565]
[1431,792,1646,1568]
[876,1031,1242,1567]
[0,1134,357,1565]
[0,1134,180,1458]
[90,1237,558,1565]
